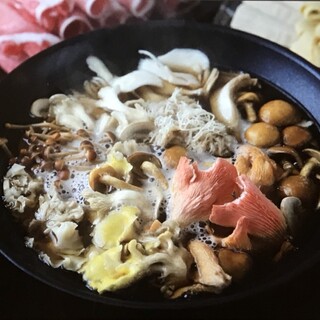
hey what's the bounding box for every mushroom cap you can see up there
[30,98,50,118]
[278,174,318,206]
[127,152,162,179]
[88,164,117,192]
[244,122,280,148]
[259,100,301,126]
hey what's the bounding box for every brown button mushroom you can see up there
[163,145,187,168]
[244,122,280,148]
[282,126,312,148]
[278,174,317,207]
[278,148,320,207]
[259,99,301,126]
[127,152,162,179]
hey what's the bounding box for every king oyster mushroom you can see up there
[209,74,258,139]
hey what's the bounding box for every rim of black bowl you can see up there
[1,20,320,310]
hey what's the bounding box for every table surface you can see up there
[1,3,320,319]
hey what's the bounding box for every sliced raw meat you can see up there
[9,0,74,32]
[75,0,112,18]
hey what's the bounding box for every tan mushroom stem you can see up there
[0,137,13,158]
[141,161,168,190]
[99,175,142,192]
[5,121,68,131]
[236,91,260,122]
[127,152,162,179]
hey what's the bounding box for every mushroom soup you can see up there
[2,49,320,298]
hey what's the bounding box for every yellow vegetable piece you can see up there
[107,151,133,177]
[93,206,140,249]
[81,240,146,293]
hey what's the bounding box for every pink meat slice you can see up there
[75,0,112,18]
[117,0,155,17]
[170,157,240,226]
[0,2,60,72]
[210,175,287,241]
[9,0,73,32]
[58,7,92,39]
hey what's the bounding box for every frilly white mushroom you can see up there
[138,50,201,88]
[49,94,96,131]
[86,56,114,83]
[97,86,154,140]
[3,164,43,213]
[35,191,84,231]
[111,70,163,94]
[210,74,258,139]
[50,221,84,253]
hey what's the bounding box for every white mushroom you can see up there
[98,86,153,140]
[157,48,210,79]
[111,70,163,94]
[138,50,201,88]
[86,56,114,83]
[210,74,258,139]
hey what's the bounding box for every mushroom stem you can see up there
[300,157,320,177]
[0,137,13,158]
[5,122,68,131]
[243,103,257,122]
[100,175,142,192]
[267,146,303,169]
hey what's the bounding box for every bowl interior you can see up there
[1,21,320,309]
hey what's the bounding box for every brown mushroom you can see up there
[267,146,303,169]
[188,239,231,290]
[259,100,301,126]
[236,91,261,123]
[282,125,312,148]
[163,145,187,169]
[278,152,319,208]
[127,152,162,179]
[244,122,280,148]
[218,248,253,282]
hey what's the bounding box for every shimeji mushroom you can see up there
[259,100,301,127]
[244,122,281,148]
[127,152,162,179]
[278,148,320,208]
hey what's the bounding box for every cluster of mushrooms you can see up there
[1,48,320,299]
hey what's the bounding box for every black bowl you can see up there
[0,21,320,309]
